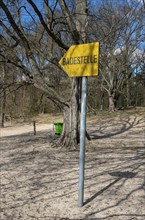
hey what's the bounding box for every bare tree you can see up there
[88,0,145,111]
[0,0,88,147]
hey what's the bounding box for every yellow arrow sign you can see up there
[59,42,99,77]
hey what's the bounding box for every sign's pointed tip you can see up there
[59,58,62,66]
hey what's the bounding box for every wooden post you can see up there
[33,121,36,135]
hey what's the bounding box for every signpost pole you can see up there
[78,76,87,207]
[59,42,99,207]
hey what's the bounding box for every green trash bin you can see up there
[54,122,63,135]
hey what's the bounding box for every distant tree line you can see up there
[0,62,144,124]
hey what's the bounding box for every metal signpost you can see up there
[59,42,99,207]
[78,76,87,207]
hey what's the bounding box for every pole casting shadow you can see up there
[84,171,137,206]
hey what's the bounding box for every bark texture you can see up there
[108,91,115,112]
[57,78,80,148]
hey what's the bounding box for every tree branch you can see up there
[0,1,30,50]
[26,0,68,50]
[59,0,80,43]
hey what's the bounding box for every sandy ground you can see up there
[0,113,145,220]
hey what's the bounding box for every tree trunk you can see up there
[100,91,104,111]
[57,78,80,148]
[108,91,115,112]
[0,100,6,128]
[0,96,6,128]
[126,75,130,108]
[0,114,4,128]
[0,63,6,128]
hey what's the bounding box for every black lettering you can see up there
[70,57,73,64]
[62,55,97,66]
[63,58,66,65]
[90,55,93,63]
[84,56,88,64]
[77,57,80,64]
[94,55,97,63]
[86,56,89,63]
[80,56,84,64]
[74,57,77,64]
[66,58,70,64]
